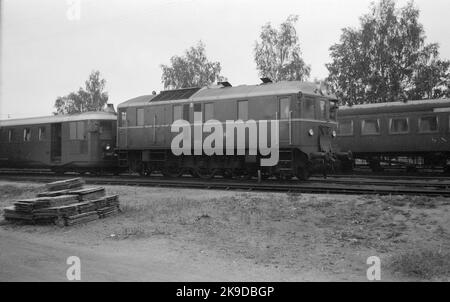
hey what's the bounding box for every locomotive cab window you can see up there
[302,97,316,119]
[120,111,127,127]
[173,105,182,121]
[361,119,380,135]
[280,98,291,119]
[389,117,409,134]
[69,121,86,140]
[319,100,328,120]
[99,121,113,140]
[338,120,354,136]
[238,101,248,120]
[330,101,338,121]
[23,128,31,142]
[419,116,438,133]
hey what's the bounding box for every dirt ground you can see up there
[0,180,449,282]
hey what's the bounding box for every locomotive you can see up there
[0,108,118,174]
[116,80,343,180]
[336,99,450,172]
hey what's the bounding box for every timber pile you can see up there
[3,178,121,226]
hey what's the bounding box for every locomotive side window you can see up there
[280,98,291,119]
[183,104,190,121]
[23,128,31,142]
[389,117,409,134]
[361,119,380,135]
[330,101,338,121]
[173,105,183,121]
[302,97,316,119]
[204,103,214,121]
[238,101,248,120]
[419,116,438,133]
[338,120,353,136]
[38,127,46,141]
[137,108,145,126]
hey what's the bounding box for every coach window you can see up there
[23,128,31,142]
[38,127,46,141]
[389,117,409,134]
[302,97,316,119]
[419,116,438,133]
[183,104,190,121]
[99,121,113,140]
[238,101,248,120]
[8,129,14,142]
[204,103,214,121]
[69,122,77,140]
[137,108,145,126]
[338,120,354,136]
[361,119,380,135]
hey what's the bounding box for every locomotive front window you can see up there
[238,101,248,121]
[302,97,316,119]
[330,101,338,121]
[69,121,86,140]
[361,119,380,135]
[338,120,353,136]
[390,118,409,134]
[120,111,127,127]
[23,128,31,142]
[419,116,438,133]
[319,100,327,120]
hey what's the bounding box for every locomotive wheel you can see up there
[296,167,310,181]
[195,167,217,179]
[222,169,233,179]
[162,162,181,178]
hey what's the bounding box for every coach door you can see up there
[278,96,292,145]
[50,123,62,163]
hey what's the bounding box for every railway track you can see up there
[1,173,450,197]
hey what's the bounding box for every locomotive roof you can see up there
[0,111,117,127]
[117,94,156,109]
[339,98,450,116]
[117,81,336,108]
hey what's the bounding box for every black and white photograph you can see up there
[0,0,450,286]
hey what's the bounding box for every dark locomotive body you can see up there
[0,111,118,173]
[117,81,340,179]
[336,99,450,172]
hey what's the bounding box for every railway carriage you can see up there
[0,110,118,173]
[336,99,450,172]
[117,80,342,180]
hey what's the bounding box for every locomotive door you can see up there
[50,123,62,163]
[278,96,292,145]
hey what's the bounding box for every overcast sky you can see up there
[1,0,449,118]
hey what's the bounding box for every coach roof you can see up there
[339,98,450,115]
[0,111,117,127]
[117,94,157,109]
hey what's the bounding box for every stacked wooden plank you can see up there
[44,178,84,192]
[2,178,121,226]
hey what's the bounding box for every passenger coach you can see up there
[117,80,342,180]
[336,99,450,172]
[0,109,118,174]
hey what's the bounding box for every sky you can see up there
[1,0,450,118]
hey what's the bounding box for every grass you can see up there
[390,249,450,280]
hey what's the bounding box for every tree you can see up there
[160,41,225,89]
[54,70,109,115]
[326,0,450,105]
[254,15,311,82]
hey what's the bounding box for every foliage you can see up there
[254,15,311,82]
[160,41,224,89]
[326,0,450,105]
[54,70,109,115]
